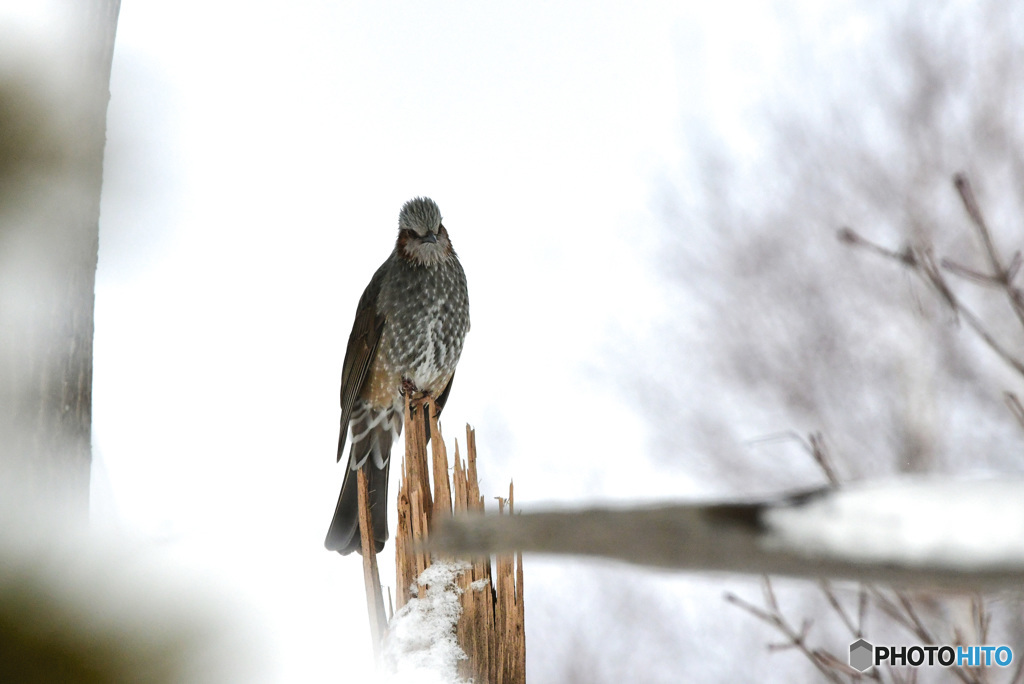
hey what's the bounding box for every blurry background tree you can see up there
[0,1,120,518]
[596,1,1024,681]
[0,7,244,684]
[633,1,1024,489]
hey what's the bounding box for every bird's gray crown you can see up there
[398,197,442,236]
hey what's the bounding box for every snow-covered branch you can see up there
[430,478,1024,589]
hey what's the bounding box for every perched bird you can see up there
[325,197,470,555]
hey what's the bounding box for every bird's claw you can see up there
[401,379,432,407]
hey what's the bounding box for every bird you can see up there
[325,197,470,555]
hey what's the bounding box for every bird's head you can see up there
[396,197,454,267]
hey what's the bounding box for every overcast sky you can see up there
[4,1,902,681]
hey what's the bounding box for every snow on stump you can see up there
[382,560,470,683]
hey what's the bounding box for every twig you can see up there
[954,173,1024,334]
[839,227,917,266]
[725,577,858,683]
[745,430,841,487]
[942,258,1003,287]
[808,432,841,488]
[954,175,1004,276]
[839,227,1024,378]
[917,247,959,313]
[894,591,936,645]
[1005,393,1024,431]
[868,586,982,684]
[857,585,869,637]
[948,295,1024,377]
[818,579,860,638]
[866,587,931,644]
[357,466,387,661]
[973,595,992,652]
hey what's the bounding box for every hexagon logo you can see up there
[849,639,873,672]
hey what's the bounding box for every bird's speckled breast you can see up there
[376,253,470,398]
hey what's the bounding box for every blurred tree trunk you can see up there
[0,1,121,518]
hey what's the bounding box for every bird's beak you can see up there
[422,233,438,244]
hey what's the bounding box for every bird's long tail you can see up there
[325,403,402,555]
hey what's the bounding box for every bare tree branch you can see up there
[954,174,1024,331]
[839,223,1024,379]
[431,478,1024,590]
[725,579,850,684]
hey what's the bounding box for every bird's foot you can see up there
[401,379,432,409]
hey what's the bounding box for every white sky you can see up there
[2,1,874,681]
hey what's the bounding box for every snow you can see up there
[380,560,471,684]
[764,478,1024,569]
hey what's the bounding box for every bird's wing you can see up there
[337,260,389,462]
